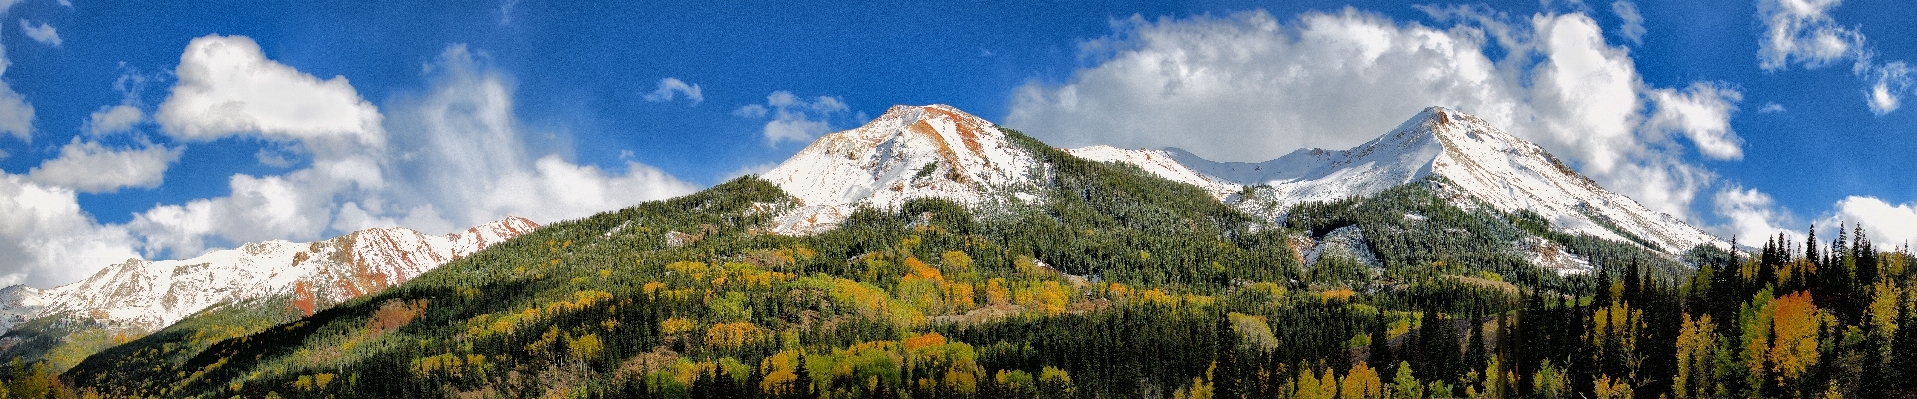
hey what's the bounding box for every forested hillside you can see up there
[2,129,1910,399]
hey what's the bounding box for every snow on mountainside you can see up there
[1084,106,1724,256]
[760,105,1042,234]
[0,217,539,333]
[1065,145,1242,201]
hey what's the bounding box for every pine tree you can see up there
[1463,313,1489,384]
[1370,312,1395,372]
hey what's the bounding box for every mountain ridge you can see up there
[1071,106,1724,259]
[0,216,539,334]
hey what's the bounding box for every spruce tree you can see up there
[1370,312,1395,372]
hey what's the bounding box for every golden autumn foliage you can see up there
[1320,288,1356,304]
[903,257,943,282]
[1593,375,1633,399]
[902,332,947,351]
[1340,361,1384,399]
[705,322,764,350]
[660,317,698,335]
[984,278,1011,306]
[757,350,806,396]
[1672,314,1716,399]
[1767,291,1822,382]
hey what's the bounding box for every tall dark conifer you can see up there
[1464,312,1489,375]
[1370,312,1395,372]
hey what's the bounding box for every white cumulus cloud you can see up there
[1711,185,1800,246]
[1821,196,1917,248]
[86,104,142,135]
[156,35,385,150]
[735,91,848,146]
[119,37,701,262]
[1006,8,1740,221]
[642,77,703,104]
[26,138,182,193]
[1757,0,1860,71]
[0,175,140,287]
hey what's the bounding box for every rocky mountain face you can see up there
[0,217,538,333]
[1072,107,1725,258]
[759,104,1044,234]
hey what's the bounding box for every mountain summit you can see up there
[760,105,1041,234]
[1076,106,1723,256]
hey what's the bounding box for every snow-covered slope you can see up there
[1065,145,1242,201]
[760,105,1042,234]
[1088,107,1724,255]
[0,217,538,332]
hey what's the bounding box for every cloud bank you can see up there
[0,35,699,287]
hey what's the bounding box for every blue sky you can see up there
[0,0,1912,286]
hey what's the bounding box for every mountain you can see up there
[1071,106,1724,257]
[46,104,1802,399]
[759,104,1043,234]
[39,104,1898,399]
[0,217,538,334]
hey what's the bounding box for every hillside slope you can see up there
[1073,107,1724,256]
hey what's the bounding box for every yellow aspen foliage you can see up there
[1135,288,1173,306]
[1039,366,1075,397]
[643,281,666,296]
[1106,282,1132,302]
[1768,291,1822,382]
[1868,281,1902,337]
[666,261,710,280]
[1341,362,1384,399]
[940,251,973,272]
[944,283,976,310]
[660,317,698,335]
[758,350,802,396]
[904,257,943,282]
[1320,288,1356,304]
[1673,314,1717,399]
[1030,281,1071,315]
[1592,375,1632,399]
[1294,368,1327,399]
[943,368,978,395]
[984,278,1011,306]
[705,322,764,351]
[995,369,1037,396]
[568,333,604,361]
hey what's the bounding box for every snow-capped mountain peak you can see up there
[0,216,539,333]
[760,104,1041,234]
[1080,106,1723,257]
